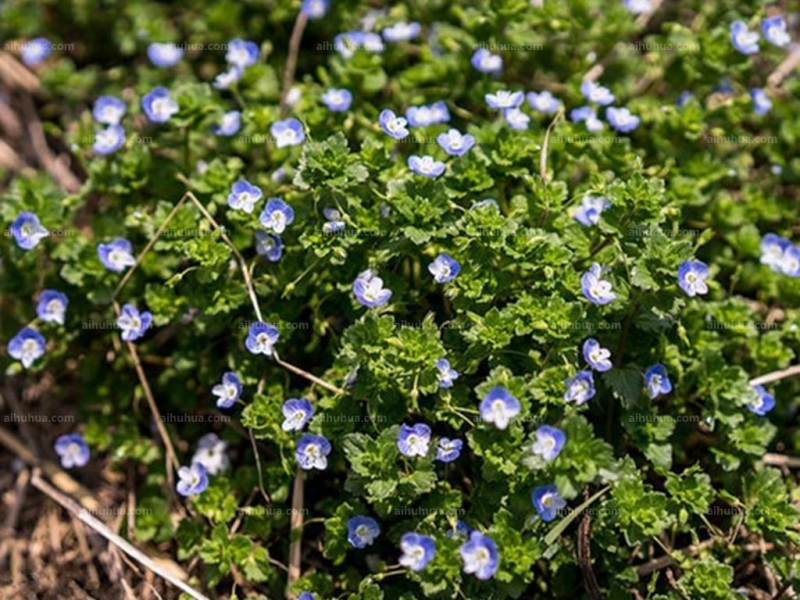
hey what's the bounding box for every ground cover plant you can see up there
[1,0,799,598]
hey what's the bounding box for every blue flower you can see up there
[383,22,421,42]
[644,364,672,399]
[213,110,241,136]
[428,253,461,283]
[271,118,305,148]
[353,269,392,307]
[8,327,46,369]
[227,179,262,214]
[446,519,471,539]
[37,290,69,325]
[471,48,503,74]
[437,128,475,156]
[532,484,567,522]
[117,304,153,342]
[10,212,49,250]
[212,372,242,409]
[531,426,566,461]
[504,108,530,130]
[54,434,90,469]
[479,386,521,430]
[296,434,332,470]
[301,0,329,19]
[678,260,710,297]
[147,42,183,67]
[408,155,446,178]
[570,105,604,131]
[322,207,346,233]
[762,15,790,47]
[748,385,775,416]
[581,80,615,105]
[573,194,610,226]
[21,37,51,66]
[245,322,280,356]
[398,423,432,457]
[581,262,616,305]
[760,233,791,271]
[141,87,179,123]
[347,516,380,548]
[255,231,283,262]
[93,125,125,155]
[192,433,230,475]
[779,245,800,277]
[759,234,800,276]
[606,107,640,132]
[750,88,772,116]
[176,462,209,497]
[345,365,359,388]
[297,593,315,600]
[564,371,596,405]
[485,90,524,110]
[213,66,242,89]
[93,96,126,125]
[730,21,759,55]
[472,198,500,211]
[527,91,561,114]
[226,39,259,69]
[379,109,409,139]
[460,531,498,580]
[677,91,693,107]
[436,437,463,462]
[333,31,384,58]
[322,88,353,112]
[435,358,459,389]
[259,198,295,233]
[583,338,612,372]
[406,101,450,127]
[623,0,652,14]
[282,398,314,431]
[399,532,436,571]
[98,238,136,272]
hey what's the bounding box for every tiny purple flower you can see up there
[116,304,153,342]
[583,338,612,372]
[564,371,596,405]
[212,372,242,409]
[36,290,69,325]
[54,434,90,468]
[398,423,432,457]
